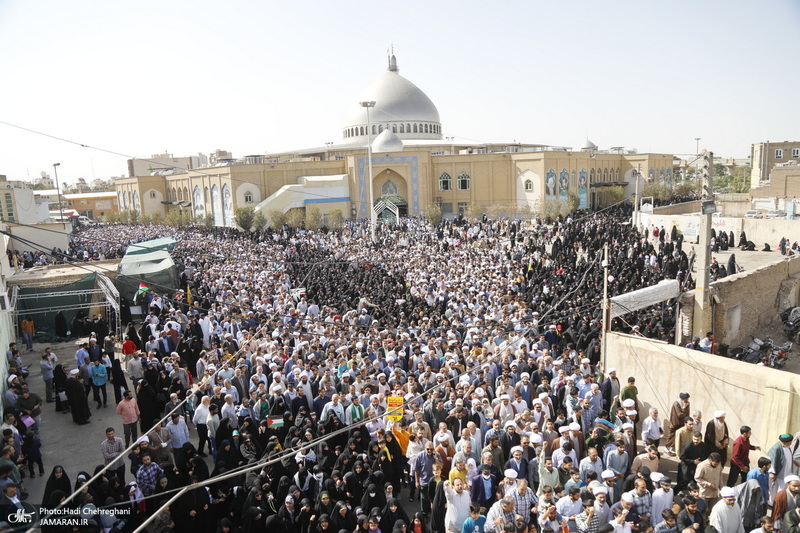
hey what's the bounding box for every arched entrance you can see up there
[374,173,408,221]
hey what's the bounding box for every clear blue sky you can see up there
[1,0,798,186]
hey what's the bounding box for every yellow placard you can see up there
[386,396,404,421]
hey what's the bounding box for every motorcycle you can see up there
[767,341,792,368]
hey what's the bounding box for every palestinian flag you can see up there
[267,416,284,428]
[133,282,149,304]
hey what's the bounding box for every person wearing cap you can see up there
[610,491,638,532]
[64,366,91,425]
[666,392,691,456]
[650,476,674,527]
[708,485,745,533]
[505,446,528,482]
[704,411,731,467]
[685,336,703,351]
[773,475,800,532]
[768,433,796,495]
[514,373,534,409]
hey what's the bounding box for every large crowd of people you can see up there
[2,210,797,533]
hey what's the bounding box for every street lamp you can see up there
[359,100,376,243]
[52,163,64,221]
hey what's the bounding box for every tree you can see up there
[713,163,727,177]
[305,206,322,230]
[286,208,305,229]
[643,183,671,202]
[560,194,580,217]
[201,213,214,228]
[423,203,443,227]
[463,202,483,222]
[268,210,286,230]
[234,206,256,231]
[539,197,561,220]
[597,186,625,208]
[327,209,344,230]
[252,211,268,232]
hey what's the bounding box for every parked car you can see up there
[765,210,786,219]
[744,210,763,219]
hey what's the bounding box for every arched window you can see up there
[244,192,253,203]
[360,126,365,136]
[372,125,376,135]
[378,125,383,133]
[178,188,183,201]
[439,173,452,191]
[424,124,429,133]
[381,180,398,196]
[399,124,405,133]
[590,169,595,181]
[406,124,411,132]
[204,187,209,203]
[413,124,418,133]
[392,124,397,133]
[571,170,576,184]
[458,172,471,190]
[524,180,533,191]
[615,169,620,180]
[603,169,608,180]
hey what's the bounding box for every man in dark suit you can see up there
[470,465,498,509]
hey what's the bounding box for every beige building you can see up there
[116,54,674,226]
[750,140,800,187]
[62,192,118,219]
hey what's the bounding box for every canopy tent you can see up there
[124,236,176,256]
[115,242,180,305]
[13,273,121,342]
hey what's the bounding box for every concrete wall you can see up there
[6,222,70,254]
[652,200,700,215]
[605,332,800,461]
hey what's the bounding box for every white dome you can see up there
[342,55,442,142]
[372,129,404,153]
[581,139,597,151]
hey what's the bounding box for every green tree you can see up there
[463,202,483,222]
[713,163,727,177]
[234,206,256,231]
[252,211,268,232]
[597,186,625,208]
[327,209,344,230]
[423,203,443,227]
[643,183,671,202]
[560,194,580,217]
[305,206,322,230]
[201,213,214,228]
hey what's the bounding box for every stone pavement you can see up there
[15,337,207,506]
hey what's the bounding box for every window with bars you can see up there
[458,172,470,190]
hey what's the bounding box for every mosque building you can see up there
[115,53,674,226]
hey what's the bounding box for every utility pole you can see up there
[633,164,641,229]
[693,150,715,338]
[601,243,610,370]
